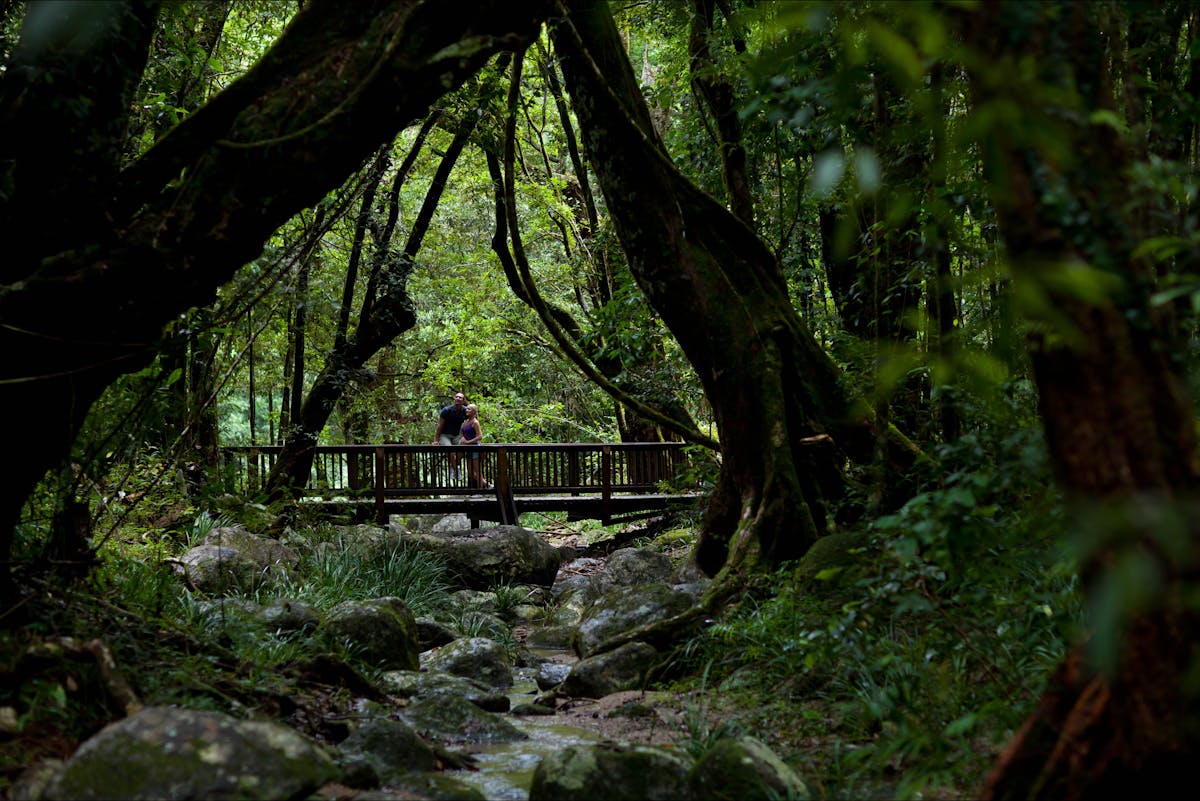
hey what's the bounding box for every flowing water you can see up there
[440,672,605,801]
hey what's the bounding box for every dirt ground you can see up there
[548,689,694,746]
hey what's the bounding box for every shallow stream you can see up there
[441,673,604,801]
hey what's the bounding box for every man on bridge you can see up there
[433,391,468,480]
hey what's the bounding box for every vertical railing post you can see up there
[348,449,360,491]
[601,445,612,524]
[374,447,386,524]
[495,446,517,524]
[568,449,580,496]
[247,448,260,494]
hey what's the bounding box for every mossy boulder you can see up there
[529,743,693,801]
[560,641,658,698]
[321,596,420,670]
[403,526,562,589]
[794,529,872,590]
[399,692,527,746]
[45,706,335,800]
[572,582,696,657]
[688,735,810,800]
[338,717,438,780]
[422,636,513,689]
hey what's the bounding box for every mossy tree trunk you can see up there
[552,1,888,575]
[962,2,1200,797]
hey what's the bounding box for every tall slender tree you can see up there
[265,104,482,501]
[551,0,913,577]
[957,2,1200,796]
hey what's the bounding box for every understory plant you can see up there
[2,519,457,769]
[674,422,1084,798]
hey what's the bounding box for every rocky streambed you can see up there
[11,513,812,801]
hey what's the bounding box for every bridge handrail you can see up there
[221,442,692,498]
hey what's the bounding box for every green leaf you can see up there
[867,20,924,85]
[1132,235,1192,263]
[1089,109,1128,135]
[854,146,881,195]
[944,713,977,737]
[810,149,845,199]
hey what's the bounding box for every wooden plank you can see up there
[374,447,386,524]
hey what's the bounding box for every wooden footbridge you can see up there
[222,442,703,527]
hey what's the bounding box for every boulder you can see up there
[403,526,562,589]
[524,623,576,649]
[399,693,528,746]
[688,735,810,800]
[379,670,510,713]
[174,526,299,594]
[414,616,457,650]
[529,742,693,801]
[337,717,438,780]
[197,526,299,571]
[422,637,513,689]
[594,548,672,589]
[535,662,572,691]
[321,596,420,670]
[258,598,320,633]
[44,706,335,800]
[560,641,658,698]
[794,530,873,592]
[573,582,696,657]
[174,546,262,594]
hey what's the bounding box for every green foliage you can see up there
[681,662,747,757]
[187,510,237,547]
[11,1,1200,795]
[675,416,1081,797]
[449,610,514,646]
[272,530,453,618]
[488,582,532,618]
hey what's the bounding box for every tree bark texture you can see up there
[552,1,882,575]
[963,1,1200,797]
[0,0,550,589]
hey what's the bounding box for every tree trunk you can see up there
[0,0,550,593]
[183,308,220,486]
[962,2,1200,797]
[928,61,961,444]
[688,0,754,228]
[265,109,478,500]
[552,1,890,576]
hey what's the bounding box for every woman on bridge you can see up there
[460,404,489,490]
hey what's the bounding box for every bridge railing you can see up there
[221,442,692,500]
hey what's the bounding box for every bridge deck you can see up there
[223,442,702,525]
[297,493,699,525]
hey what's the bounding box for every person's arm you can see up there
[433,411,444,444]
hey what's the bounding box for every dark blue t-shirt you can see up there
[440,405,467,436]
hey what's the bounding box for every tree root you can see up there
[588,571,743,668]
[23,637,143,717]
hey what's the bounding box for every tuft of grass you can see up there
[263,531,452,617]
[187,510,238,547]
[488,582,531,618]
[682,662,746,757]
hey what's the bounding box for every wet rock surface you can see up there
[22,520,800,801]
